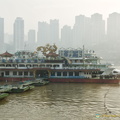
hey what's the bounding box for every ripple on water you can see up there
[0,83,120,120]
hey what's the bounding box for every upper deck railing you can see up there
[0,58,64,64]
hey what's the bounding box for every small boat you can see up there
[19,80,34,86]
[32,78,49,86]
[19,80,35,90]
[0,93,9,100]
[19,78,49,86]
[0,85,12,93]
[9,85,30,93]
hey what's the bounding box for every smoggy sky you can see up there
[0,0,120,34]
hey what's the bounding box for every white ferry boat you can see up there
[0,44,120,84]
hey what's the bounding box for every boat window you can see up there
[0,64,5,67]
[57,72,61,76]
[85,72,89,74]
[13,64,17,67]
[26,64,31,67]
[75,72,79,76]
[24,71,28,76]
[30,72,33,76]
[13,71,17,75]
[33,64,38,67]
[39,65,45,67]
[69,72,73,76]
[6,64,12,67]
[63,72,67,76]
[51,72,55,76]
[46,65,52,67]
[53,65,56,68]
[56,65,59,67]
[5,71,9,75]
[2,59,6,63]
[19,64,25,67]
[27,59,31,63]
[18,71,23,76]
[34,59,38,63]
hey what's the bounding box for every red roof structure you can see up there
[0,51,13,57]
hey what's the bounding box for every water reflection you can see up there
[0,83,120,120]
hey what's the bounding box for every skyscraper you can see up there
[50,19,59,44]
[37,22,49,46]
[91,13,105,45]
[107,12,120,45]
[0,17,4,52]
[73,15,91,47]
[61,25,73,48]
[13,17,24,52]
[28,29,36,50]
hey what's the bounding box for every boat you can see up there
[19,81,35,90]
[0,85,12,93]
[19,79,49,86]
[9,85,30,93]
[0,44,120,84]
[32,78,49,86]
[0,93,9,100]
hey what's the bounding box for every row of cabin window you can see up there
[51,72,93,76]
[5,71,33,76]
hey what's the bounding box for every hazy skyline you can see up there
[0,0,120,34]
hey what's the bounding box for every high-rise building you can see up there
[28,29,36,50]
[13,17,24,52]
[61,25,73,48]
[50,19,59,44]
[37,22,49,46]
[107,12,120,45]
[0,17,4,52]
[73,15,91,47]
[91,13,105,45]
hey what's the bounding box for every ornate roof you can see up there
[0,51,13,57]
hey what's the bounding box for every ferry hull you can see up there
[0,77,33,82]
[0,77,120,84]
[49,78,120,84]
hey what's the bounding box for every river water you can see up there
[0,83,120,120]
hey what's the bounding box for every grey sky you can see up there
[0,0,120,34]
